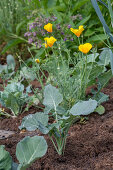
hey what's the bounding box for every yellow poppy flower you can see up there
[79,43,92,54]
[35,59,40,63]
[44,23,52,32]
[70,25,84,37]
[44,36,57,48]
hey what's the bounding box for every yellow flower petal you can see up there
[79,25,84,30]
[44,37,49,41]
[44,36,57,48]
[44,23,52,32]
[45,43,48,48]
[70,25,84,37]
[79,43,92,54]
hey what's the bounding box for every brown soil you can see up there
[1,79,113,170]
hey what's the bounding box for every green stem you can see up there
[79,54,88,99]
[17,54,43,103]
[0,111,11,117]
[78,37,80,45]
[49,135,59,154]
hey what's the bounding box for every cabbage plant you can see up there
[0,55,16,82]
[20,84,98,155]
[0,136,47,170]
[0,82,31,117]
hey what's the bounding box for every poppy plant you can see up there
[70,25,84,37]
[44,23,52,33]
[79,43,92,54]
[44,36,57,48]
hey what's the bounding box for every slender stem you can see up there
[79,54,88,99]
[103,27,111,48]
[85,51,95,89]
[36,71,44,91]
[94,32,110,48]
[16,54,43,102]
[27,47,46,88]
[0,110,11,117]
[49,135,59,154]
[78,37,80,45]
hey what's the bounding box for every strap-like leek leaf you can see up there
[91,0,113,42]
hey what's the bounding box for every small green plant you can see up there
[0,82,31,117]
[0,54,40,117]
[20,84,98,155]
[0,55,16,83]
[0,136,47,170]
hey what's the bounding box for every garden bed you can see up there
[0,0,113,169]
[0,78,113,170]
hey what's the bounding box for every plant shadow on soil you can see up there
[1,79,113,170]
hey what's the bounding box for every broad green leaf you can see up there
[87,34,107,42]
[48,122,60,132]
[5,93,20,116]
[0,82,32,116]
[26,85,32,93]
[98,70,112,89]
[43,84,63,110]
[88,64,105,82]
[70,99,97,116]
[98,48,111,66]
[16,136,47,170]
[56,106,66,115]
[7,55,16,71]
[19,112,49,134]
[20,67,36,81]
[5,83,24,93]
[84,29,95,37]
[44,106,51,114]
[88,20,99,28]
[93,92,109,105]
[2,82,25,115]
[95,27,104,32]
[95,105,105,115]
[0,145,12,170]
[87,53,99,63]
[0,64,7,73]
